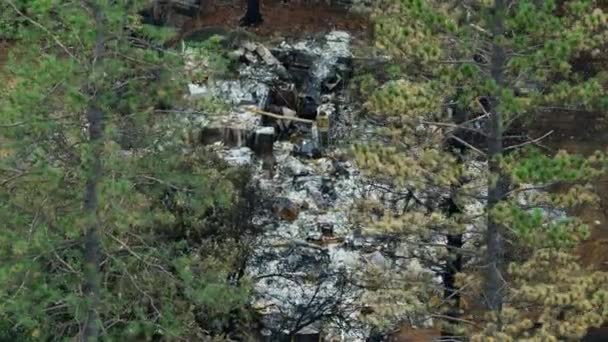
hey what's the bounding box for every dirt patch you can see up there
[0,40,16,88]
[528,109,608,271]
[386,325,441,342]
[176,0,371,41]
[0,40,11,67]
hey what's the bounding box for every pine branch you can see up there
[104,232,176,281]
[405,241,479,256]
[4,0,77,60]
[505,183,556,197]
[104,252,162,321]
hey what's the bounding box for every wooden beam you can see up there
[251,108,315,124]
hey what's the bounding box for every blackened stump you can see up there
[240,0,263,27]
[252,126,275,159]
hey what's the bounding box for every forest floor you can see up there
[2,0,605,282]
[2,7,607,338]
[180,0,608,272]
[0,40,9,67]
[176,0,371,40]
[530,110,608,271]
[1,0,605,283]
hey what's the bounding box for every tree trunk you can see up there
[440,196,464,337]
[485,0,508,313]
[442,232,463,320]
[240,0,263,26]
[82,110,103,342]
[82,5,105,342]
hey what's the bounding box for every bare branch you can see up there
[404,241,480,256]
[448,134,486,156]
[430,314,480,327]
[505,183,556,197]
[422,120,488,136]
[470,23,491,36]
[268,239,327,251]
[138,175,193,193]
[104,232,176,280]
[252,108,315,124]
[0,170,27,187]
[505,130,553,151]
[435,59,479,65]
[105,253,162,320]
[460,112,490,126]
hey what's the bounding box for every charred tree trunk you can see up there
[485,0,508,314]
[439,195,464,337]
[443,233,463,305]
[240,0,263,26]
[82,4,105,342]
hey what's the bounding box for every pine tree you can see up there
[471,249,608,341]
[354,0,608,338]
[0,1,257,340]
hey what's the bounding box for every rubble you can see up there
[364,251,389,269]
[284,155,314,176]
[293,139,322,159]
[180,31,434,341]
[272,197,300,221]
[219,146,254,166]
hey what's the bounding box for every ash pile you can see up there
[186,30,354,162]
[175,26,575,341]
[184,31,364,340]
[181,31,435,341]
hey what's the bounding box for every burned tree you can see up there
[251,243,361,340]
[240,0,263,27]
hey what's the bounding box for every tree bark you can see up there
[82,4,105,341]
[440,195,464,337]
[444,232,463,298]
[240,0,263,26]
[485,0,508,313]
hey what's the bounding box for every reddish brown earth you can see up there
[529,109,608,271]
[182,2,607,276]
[3,5,607,339]
[176,0,371,40]
[387,325,441,342]
[0,40,15,88]
[0,40,10,66]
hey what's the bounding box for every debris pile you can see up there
[174,19,579,340]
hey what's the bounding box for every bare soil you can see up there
[529,109,608,271]
[176,0,371,41]
[0,40,10,66]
